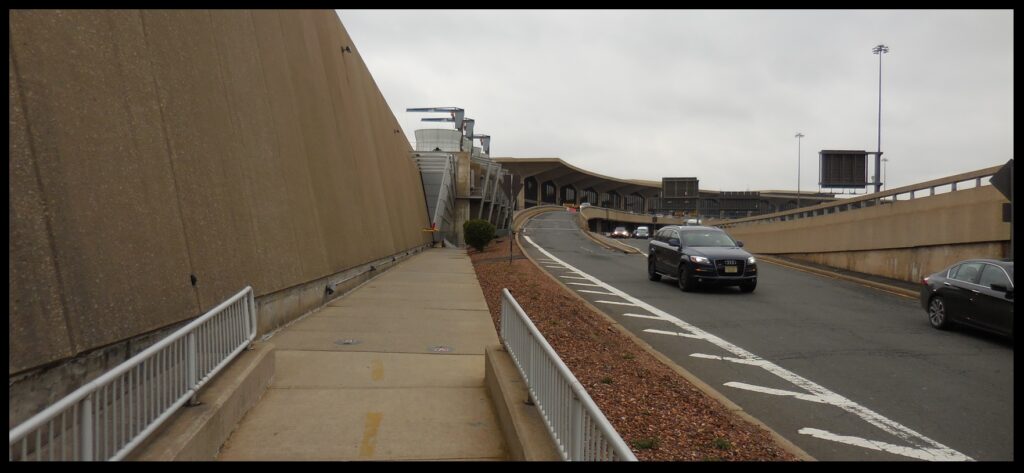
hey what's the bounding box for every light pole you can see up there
[872,44,889,194]
[795,132,804,208]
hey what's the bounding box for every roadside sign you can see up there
[989,159,1013,201]
[501,174,523,200]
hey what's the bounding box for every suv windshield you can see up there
[681,230,736,247]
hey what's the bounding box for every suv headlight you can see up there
[747,256,756,264]
[690,255,711,265]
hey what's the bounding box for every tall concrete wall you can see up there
[8,10,431,376]
[722,186,1010,282]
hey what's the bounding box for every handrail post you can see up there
[79,397,93,461]
[186,333,198,405]
[570,394,583,460]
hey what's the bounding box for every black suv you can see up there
[648,226,757,292]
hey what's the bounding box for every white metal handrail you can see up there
[9,286,257,461]
[499,289,637,461]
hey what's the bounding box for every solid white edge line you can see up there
[520,234,971,462]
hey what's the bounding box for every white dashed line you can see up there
[690,353,766,367]
[643,328,705,340]
[521,234,971,462]
[723,381,830,404]
[595,300,637,306]
[559,276,589,280]
[622,313,665,321]
[798,428,969,462]
[566,282,601,287]
[577,289,617,295]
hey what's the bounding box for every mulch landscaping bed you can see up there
[469,237,799,461]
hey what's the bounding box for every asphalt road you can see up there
[520,211,1013,461]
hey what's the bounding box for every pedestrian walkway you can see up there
[216,248,506,461]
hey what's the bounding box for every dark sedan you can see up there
[920,259,1013,337]
[648,225,757,292]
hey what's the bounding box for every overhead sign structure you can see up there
[819,150,869,188]
[658,177,699,211]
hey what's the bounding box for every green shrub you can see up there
[463,219,496,252]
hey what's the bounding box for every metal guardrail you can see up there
[499,289,637,461]
[9,287,257,461]
[716,165,1003,228]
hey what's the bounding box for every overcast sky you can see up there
[336,10,1012,193]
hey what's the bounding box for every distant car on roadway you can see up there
[633,226,650,239]
[920,259,1013,338]
[611,226,630,239]
[648,225,757,292]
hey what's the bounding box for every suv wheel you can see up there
[648,257,661,281]
[739,280,757,293]
[678,264,695,292]
[928,296,949,329]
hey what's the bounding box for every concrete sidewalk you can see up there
[216,248,506,461]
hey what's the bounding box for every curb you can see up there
[514,226,815,462]
[571,212,636,254]
[756,255,918,300]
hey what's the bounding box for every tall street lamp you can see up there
[873,44,889,193]
[795,132,804,208]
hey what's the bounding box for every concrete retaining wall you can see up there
[9,10,431,377]
[722,185,1010,282]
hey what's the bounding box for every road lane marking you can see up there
[644,328,704,340]
[690,353,766,367]
[577,289,617,295]
[595,300,637,306]
[359,412,383,458]
[798,428,969,462]
[723,381,829,404]
[623,313,665,321]
[521,234,971,462]
[567,282,601,287]
[559,276,589,280]
[371,359,384,381]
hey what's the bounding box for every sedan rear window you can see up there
[950,262,984,284]
[681,231,736,247]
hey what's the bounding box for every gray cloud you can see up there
[338,9,1012,193]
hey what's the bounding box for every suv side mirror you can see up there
[668,238,681,248]
[736,241,744,247]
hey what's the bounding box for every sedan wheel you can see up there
[928,296,949,329]
[648,258,661,281]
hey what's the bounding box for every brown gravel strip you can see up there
[470,237,799,461]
